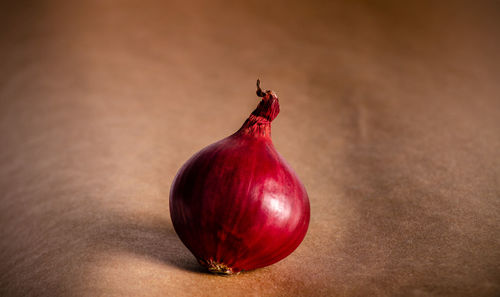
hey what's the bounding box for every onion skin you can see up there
[169,81,310,274]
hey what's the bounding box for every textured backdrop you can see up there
[0,1,499,296]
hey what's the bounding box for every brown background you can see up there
[1,1,499,296]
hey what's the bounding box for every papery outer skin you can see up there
[169,91,310,273]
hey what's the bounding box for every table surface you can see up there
[1,1,499,296]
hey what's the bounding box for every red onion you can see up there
[169,80,310,275]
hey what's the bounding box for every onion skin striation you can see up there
[169,80,310,275]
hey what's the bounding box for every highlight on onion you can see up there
[169,80,310,275]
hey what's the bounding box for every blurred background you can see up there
[0,0,499,296]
